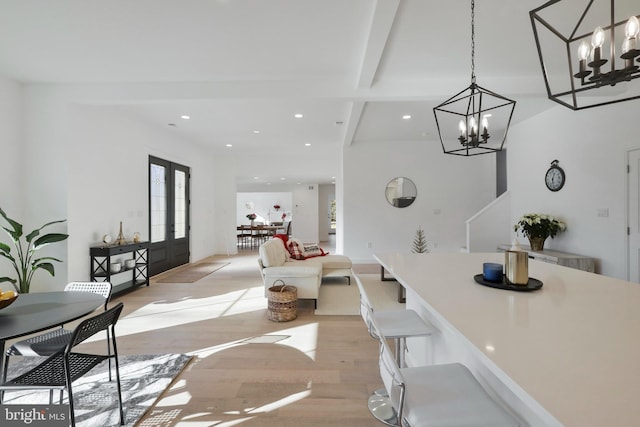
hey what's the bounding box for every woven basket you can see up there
[267,280,297,322]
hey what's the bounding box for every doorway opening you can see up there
[329,199,336,235]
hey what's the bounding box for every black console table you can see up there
[90,241,149,295]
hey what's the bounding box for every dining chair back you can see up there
[0,302,126,427]
[65,281,112,308]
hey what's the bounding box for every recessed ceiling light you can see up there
[402,115,412,120]
[294,113,303,118]
[280,177,286,181]
[305,143,311,146]
[332,176,336,179]
[253,177,259,180]
[225,144,232,147]
[180,115,190,120]
[253,130,260,134]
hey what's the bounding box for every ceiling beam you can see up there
[356,0,400,89]
[342,101,365,147]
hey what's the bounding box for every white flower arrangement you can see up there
[514,213,566,239]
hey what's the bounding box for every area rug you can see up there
[315,273,405,315]
[2,353,192,427]
[155,261,229,283]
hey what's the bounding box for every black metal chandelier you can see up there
[530,0,640,110]
[433,0,516,156]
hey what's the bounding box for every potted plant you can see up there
[246,213,257,226]
[0,208,69,293]
[514,213,566,251]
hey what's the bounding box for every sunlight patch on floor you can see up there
[189,323,318,361]
[246,389,312,414]
[114,287,267,337]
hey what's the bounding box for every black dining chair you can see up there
[0,302,125,427]
[2,282,113,382]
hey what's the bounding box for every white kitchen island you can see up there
[374,252,640,427]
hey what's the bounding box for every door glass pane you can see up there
[151,164,167,243]
[174,169,186,239]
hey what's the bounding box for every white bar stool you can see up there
[354,273,433,368]
[369,312,522,427]
[355,272,436,424]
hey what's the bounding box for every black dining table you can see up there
[0,291,105,374]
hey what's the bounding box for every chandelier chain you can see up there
[470,0,476,84]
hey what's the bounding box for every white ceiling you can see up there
[0,0,557,186]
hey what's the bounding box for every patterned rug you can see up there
[2,353,192,426]
[155,262,229,283]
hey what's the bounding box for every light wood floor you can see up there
[105,244,384,426]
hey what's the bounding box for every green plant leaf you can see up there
[33,233,69,250]
[0,251,16,263]
[0,208,23,237]
[35,262,56,276]
[26,219,66,243]
[1,225,21,242]
[0,276,17,284]
[32,256,63,264]
[0,241,11,254]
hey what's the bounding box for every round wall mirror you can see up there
[385,177,417,208]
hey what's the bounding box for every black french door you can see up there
[148,156,190,276]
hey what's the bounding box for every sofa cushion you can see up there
[313,254,352,269]
[259,238,288,267]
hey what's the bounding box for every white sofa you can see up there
[258,238,352,307]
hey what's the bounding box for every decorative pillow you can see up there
[303,244,327,258]
[286,238,306,260]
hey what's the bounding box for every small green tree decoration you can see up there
[0,207,69,293]
[411,226,429,253]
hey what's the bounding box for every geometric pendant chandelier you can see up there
[530,0,640,110]
[434,0,516,156]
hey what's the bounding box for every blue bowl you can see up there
[483,263,503,282]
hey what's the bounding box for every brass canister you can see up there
[505,250,529,285]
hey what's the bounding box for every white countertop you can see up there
[374,252,640,427]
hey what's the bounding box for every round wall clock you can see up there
[545,160,565,192]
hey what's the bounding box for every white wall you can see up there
[507,101,636,279]
[212,151,238,256]
[318,184,334,241]
[343,139,495,263]
[0,75,24,215]
[18,85,218,291]
[64,104,217,287]
[291,184,319,243]
[467,191,511,252]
